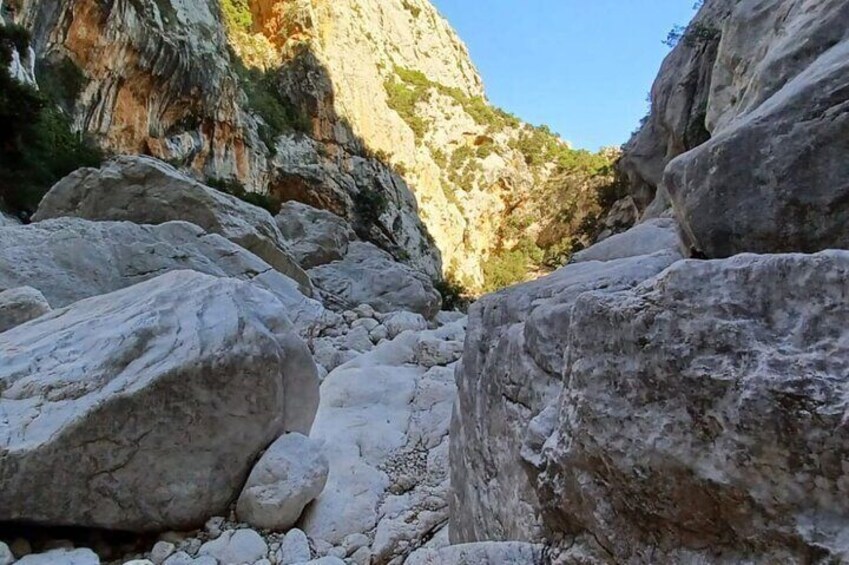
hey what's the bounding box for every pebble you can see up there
[276,529,310,565]
[150,541,176,564]
[198,529,267,564]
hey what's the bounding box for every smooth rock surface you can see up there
[33,156,313,294]
[237,433,329,531]
[450,250,681,543]
[309,242,441,318]
[0,219,327,332]
[276,529,311,565]
[0,286,51,333]
[301,320,465,563]
[0,271,318,531]
[15,548,99,565]
[572,218,682,263]
[530,251,849,563]
[276,202,357,269]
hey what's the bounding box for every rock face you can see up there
[33,156,313,294]
[237,433,329,531]
[309,242,441,318]
[276,201,357,269]
[450,236,682,543]
[0,286,51,333]
[621,0,849,259]
[406,542,545,565]
[0,270,319,531]
[665,0,849,257]
[0,218,327,332]
[528,251,849,563]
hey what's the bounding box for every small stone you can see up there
[275,529,310,565]
[312,539,333,557]
[0,542,14,565]
[368,324,388,343]
[178,538,201,556]
[205,516,225,538]
[150,541,176,564]
[351,317,379,332]
[198,529,267,564]
[342,311,358,324]
[353,304,376,319]
[341,534,369,556]
[326,546,346,559]
[123,560,155,565]
[349,547,372,565]
[10,538,32,558]
[163,552,193,565]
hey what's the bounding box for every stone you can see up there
[308,242,441,318]
[295,558,344,565]
[368,325,388,343]
[382,311,428,339]
[302,327,461,563]
[527,251,849,562]
[348,547,371,565]
[197,529,268,565]
[350,317,379,332]
[123,561,154,565]
[15,548,100,565]
[405,542,545,565]
[0,271,319,531]
[10,538,32,558]
[0,286,51,333]
[236,433,329,531]
[0,219,327,333]
[276,202,357,269]
[572,218,682,263]
[0,542,13,565]
[275,529,310,565]
[450,250,682,543]
[434,310,465,326]
[150,541,176,565]
[343,325,374,353]
[33,155,313,295]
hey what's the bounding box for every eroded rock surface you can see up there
[450,244,681,543]
[309,242,441,319]
[0,286,51,333]
[0,218,327,333]
[0,270,318,532]
[33,156,313,294]
[530,251,849,563]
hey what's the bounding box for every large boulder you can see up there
[665,0,849,257]
[450,247,681,543]
[572,218,682,263]
[0,219,327,332]
[0,270,319,531]
[308,242,441,318]
[527,251,849,562]
[32,156,314,294]
[301,319,465,563]
[276,201,357,269]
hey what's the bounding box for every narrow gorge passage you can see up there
[1,1,849,564]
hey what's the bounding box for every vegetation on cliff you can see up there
[0,25,102,215]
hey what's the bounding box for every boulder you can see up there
[32,155,313,294]
[530,251,849,562]
[0,270,319,531]
[0,286,51,333]
[308,242,441,318]
[450,250,681,543]
[236,433,329,531]
[0,209,20,227]
[301,322,464,562]
[405,542,545,565]
[572,218,682,263]
[383,311,429,339]
[665,7,849,258]
[276,202,357,269]
[0,219,327,333]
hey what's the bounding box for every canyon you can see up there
[1,0,849,564]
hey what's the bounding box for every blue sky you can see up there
[430,1,699,150]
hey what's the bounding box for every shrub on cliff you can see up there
[0,26,103,215]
